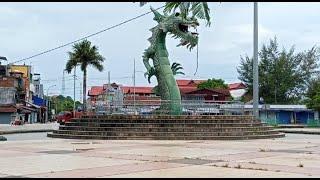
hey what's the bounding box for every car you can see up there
[56,111,73,125]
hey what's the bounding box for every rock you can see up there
[0,136,7,141]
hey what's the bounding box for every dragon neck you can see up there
[148,25,168,54]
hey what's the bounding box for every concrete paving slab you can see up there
[208,161,320,177]
[0,133,319,178]
[0,154,140,176]
[104,165,311,178]
[26,162,186,178]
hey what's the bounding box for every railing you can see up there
[260,118,278,126]
[307,119,320,127]
[90,100,245,116]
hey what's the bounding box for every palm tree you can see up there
[171,62,185,76]
[65,40,105,112]
[139,2,211,26]
[144,62,185,84]
[145,62,185,97]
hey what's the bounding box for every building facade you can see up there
[0,64,46,124]
[244,104,317,125]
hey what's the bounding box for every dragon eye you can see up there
[175,12,180,17]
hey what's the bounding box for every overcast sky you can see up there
[1,2,320,101]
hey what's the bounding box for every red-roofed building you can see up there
[176,79,206,87]
[121,86,160,104]
[87,80,245,110]
[121,86,154,96]
[228,82,247,100]
[88,86,104,97]
[176,79,231,101]
[228,82,247,90]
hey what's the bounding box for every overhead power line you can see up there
[11,5,165,64]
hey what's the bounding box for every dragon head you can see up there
[151,7,199,50]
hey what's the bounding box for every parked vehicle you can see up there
[56,111,73,125]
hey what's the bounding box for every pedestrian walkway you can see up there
[277,128,320,135]
[0,123,59,135]
[0,134,319,177]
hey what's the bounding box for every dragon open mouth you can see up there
[177,22,199,47]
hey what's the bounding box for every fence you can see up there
[91,100,245,116]
[260,118,278,126]
[307,119,320,127]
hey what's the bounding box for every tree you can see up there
[65,40,105,112]
[305,77,320,111]
[139,2,211,26]
[51,95,82,113]
[197,78,228,90]
[237,37,320,104]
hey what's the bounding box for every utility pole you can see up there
[253,2,259,119]
[107,71,110,113]
[80,82,82,104]
[107,71,110,102]
[133,58,136,114]
[62,70,65,95]
[73,67,76,117]
[46,85,56,123]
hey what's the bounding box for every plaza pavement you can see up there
[0,122,59,135]
[0,133,319,178]
[277,128,320,135]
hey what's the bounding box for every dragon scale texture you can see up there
[143,8,199,114]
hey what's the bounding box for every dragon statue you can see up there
[143,7,199,115]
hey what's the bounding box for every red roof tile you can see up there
[180,87,230,96]
[122,86,154,94]
[176,79,206,87]
[179,86,198,94]
[88,86,104,96]
[228,83,247,90]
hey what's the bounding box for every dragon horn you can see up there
[150,6,163,22]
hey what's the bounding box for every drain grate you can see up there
[168,158,224,165]
[38,150,79,154]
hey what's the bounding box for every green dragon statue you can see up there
[143,7,199,114]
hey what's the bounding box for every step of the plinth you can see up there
[59,126,274,132]
[47,132,285,140]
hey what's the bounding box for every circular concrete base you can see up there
[0,136,7,141]
[49,115,285,140]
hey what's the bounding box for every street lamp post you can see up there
[73,67,76,118]
[253,2,259,119]
[46,85,56,123]
[133,58,136,114]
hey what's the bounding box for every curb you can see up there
[278,130,320,135]
[0,129,55,135]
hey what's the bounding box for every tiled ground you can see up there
[0,133,319,178]
[0,123,59,133]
